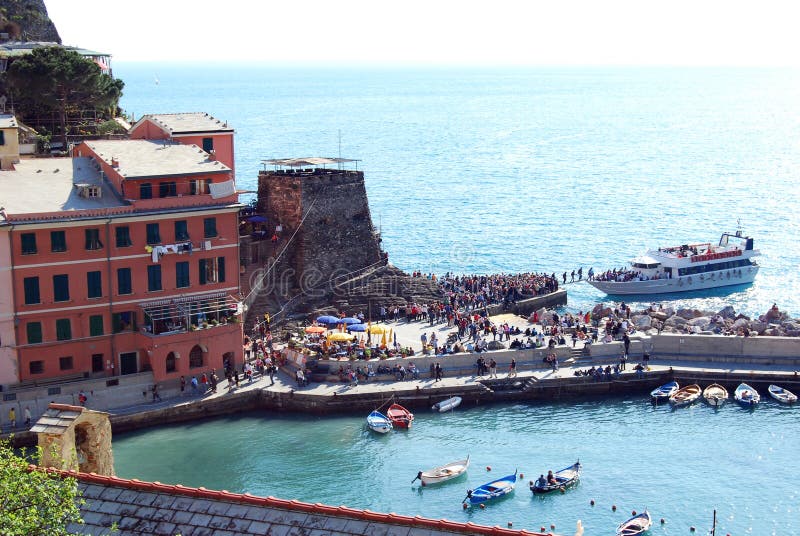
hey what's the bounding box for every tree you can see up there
[5,46,124,149]
[0,439,84,535]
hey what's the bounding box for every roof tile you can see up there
[153,521,178,535]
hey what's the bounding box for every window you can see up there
[87,271,102,298]
[21,233,37,255]
[26,322,42,344]
[140,183,152,199]
[147,265,162,292]
[56,319,72,341]
[202,137,214,152]
[50,231,67,252]
[0,130,4,145]
[175,220,189,241]
[199,257,226,285]
[165,352,177,373]
[190,179,212,195]
[117,268,132,295]
[146,223,161,245]
[92,354,104,373]
[29,360,44,375]
[59,356,74,371]
[203,217,217,238]
[53,274,70,302]
[23,277,40,305]
[89,315,104,336]
[85,228,103,250]
[159,181,177,198]
[115,226,132,247]
[189,345,204,368]
[176,261,190,288]
[112,311,135,333]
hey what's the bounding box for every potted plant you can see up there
[202,322,209,329]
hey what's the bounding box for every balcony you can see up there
[140,292,241,336]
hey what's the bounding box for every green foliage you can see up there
[0,439,84,535]
[96,120,127,136]
[5,46,124,146]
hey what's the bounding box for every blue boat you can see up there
[650,381,678,403]
[464,470,517,504]
[366,410,393,434]
[735,383,760,406]
[530,461,581,494]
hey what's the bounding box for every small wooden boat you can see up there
[530,461,581,494]
[669,384,701,407]
[768,384,797,404]
[650,380,679,403]
[366,410,393,433]
[432,396,462,412]
[734,383,760,406]
[702,383,729,407]
[464,470,517,504]
[616,510,652,536]
[413,455,470,486]
[387,403,414,428]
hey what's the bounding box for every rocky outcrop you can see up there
[1,0,61,42]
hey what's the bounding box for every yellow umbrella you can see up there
[368,324,387,334]
[329,332,355,342]
[380,331,387,347]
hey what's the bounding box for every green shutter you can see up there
[89,315,104,336]
[199,259,207,285]
[87,271,102,298]
[217,256,226,283]
[26,322,42,344]
[56,319,72,341]
[24,277,40,304]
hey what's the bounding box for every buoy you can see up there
[550,524,555,530]
[519,473,524,479]
[479,503,485,509]
[486,466,491,471]
[632,510,637,516]
[590,500,595,506]
[690,526,695,532]
[508,522,513,527]
[462,503,468,510]
[541,527,546,532]
[660,518,665,524]
[612,505,617,511]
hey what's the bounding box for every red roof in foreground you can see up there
[57,469,556,536]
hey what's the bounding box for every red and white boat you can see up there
[387,403,414,429]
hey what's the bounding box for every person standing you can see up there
[201,372,209,393]
[623,332,631,356]
[489,358,498,378]
[435,363,443,382]
[508,358,517,378]
[180,375,186,396]
[24,407,32,427]
[191,376,199,395]
[8,407,16,430]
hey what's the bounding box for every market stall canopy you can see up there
[328,332,355,342]
[304,326,327,334]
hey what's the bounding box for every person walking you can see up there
[489,358,498,378]
[191,376,199,395]
[24,407,32,427]
[508,358,517,378]
[180,376,186,396]
[8,407,16,430]
[435,363,443,382]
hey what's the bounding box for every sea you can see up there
[115,63,800,319]
[112,65,800,534]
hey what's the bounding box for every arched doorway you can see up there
[165,352,176,373]
[189,345,204,369]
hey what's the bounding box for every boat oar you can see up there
[412,471,422,484]
[462,490,473,503]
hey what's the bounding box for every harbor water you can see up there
[114,396,800,535]
[115,64,800,318]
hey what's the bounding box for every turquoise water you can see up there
[114,397,800,535]
[115,64,800,318]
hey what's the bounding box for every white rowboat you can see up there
[414,455,470,486]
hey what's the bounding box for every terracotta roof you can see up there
[63,471,553,536]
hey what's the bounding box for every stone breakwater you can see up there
[592,303,800,337]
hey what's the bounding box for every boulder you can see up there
[717,305,737,319]
[749,321,768,335]
[665,316,688,327]
[632,315,652,329]
[486,340,506,350]
[687,316,711,328]
[661,306,675,317]
[676,308,700,320]
[651,311,669,322]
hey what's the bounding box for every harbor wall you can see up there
[650,333,800,365]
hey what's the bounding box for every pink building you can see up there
[0,114,243,387]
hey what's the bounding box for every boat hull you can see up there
[669,384,702,407]
[588,266,758,295]
[367,411,393,433]
[530,462,581,494]
[734,383,760,406]
[703,384,729,407]
[768,385,797,404]
[387,404,414,429]
[616,511,652,536]
[432,396,462,412]
[466,472,517,504]
[420,456,470,486]
[651,381,679,402]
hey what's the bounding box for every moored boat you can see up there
[464,470,517,504]
[768,384,797,404]
[616,510,652,536]
[702,383,729,407]
[530,461,581,494]
[650,381,679,403]
[387,403,414,428]
[669,384,701,407]
[432,396,462,412]
[587,230,759,295]
[366,410,393,433]
[413,455,470,486]
[734,383,760,406]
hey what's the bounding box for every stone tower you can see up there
[257,161,385,298]
[31,403,114,476]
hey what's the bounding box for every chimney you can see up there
[111,157,119,168]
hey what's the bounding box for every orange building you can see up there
[0,114,243,386]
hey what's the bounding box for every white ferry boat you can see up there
[587,231,759,295]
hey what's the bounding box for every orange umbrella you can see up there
[305,325,327,334]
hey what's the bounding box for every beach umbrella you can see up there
[368,324,388,334]
[316,315,340,325]
[304,325,327,334]
[380,331,387,347]
[329,332,355,342]
[348,323,367,332]
[340,317,362,325]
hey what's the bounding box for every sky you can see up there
[46,0,800,66]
